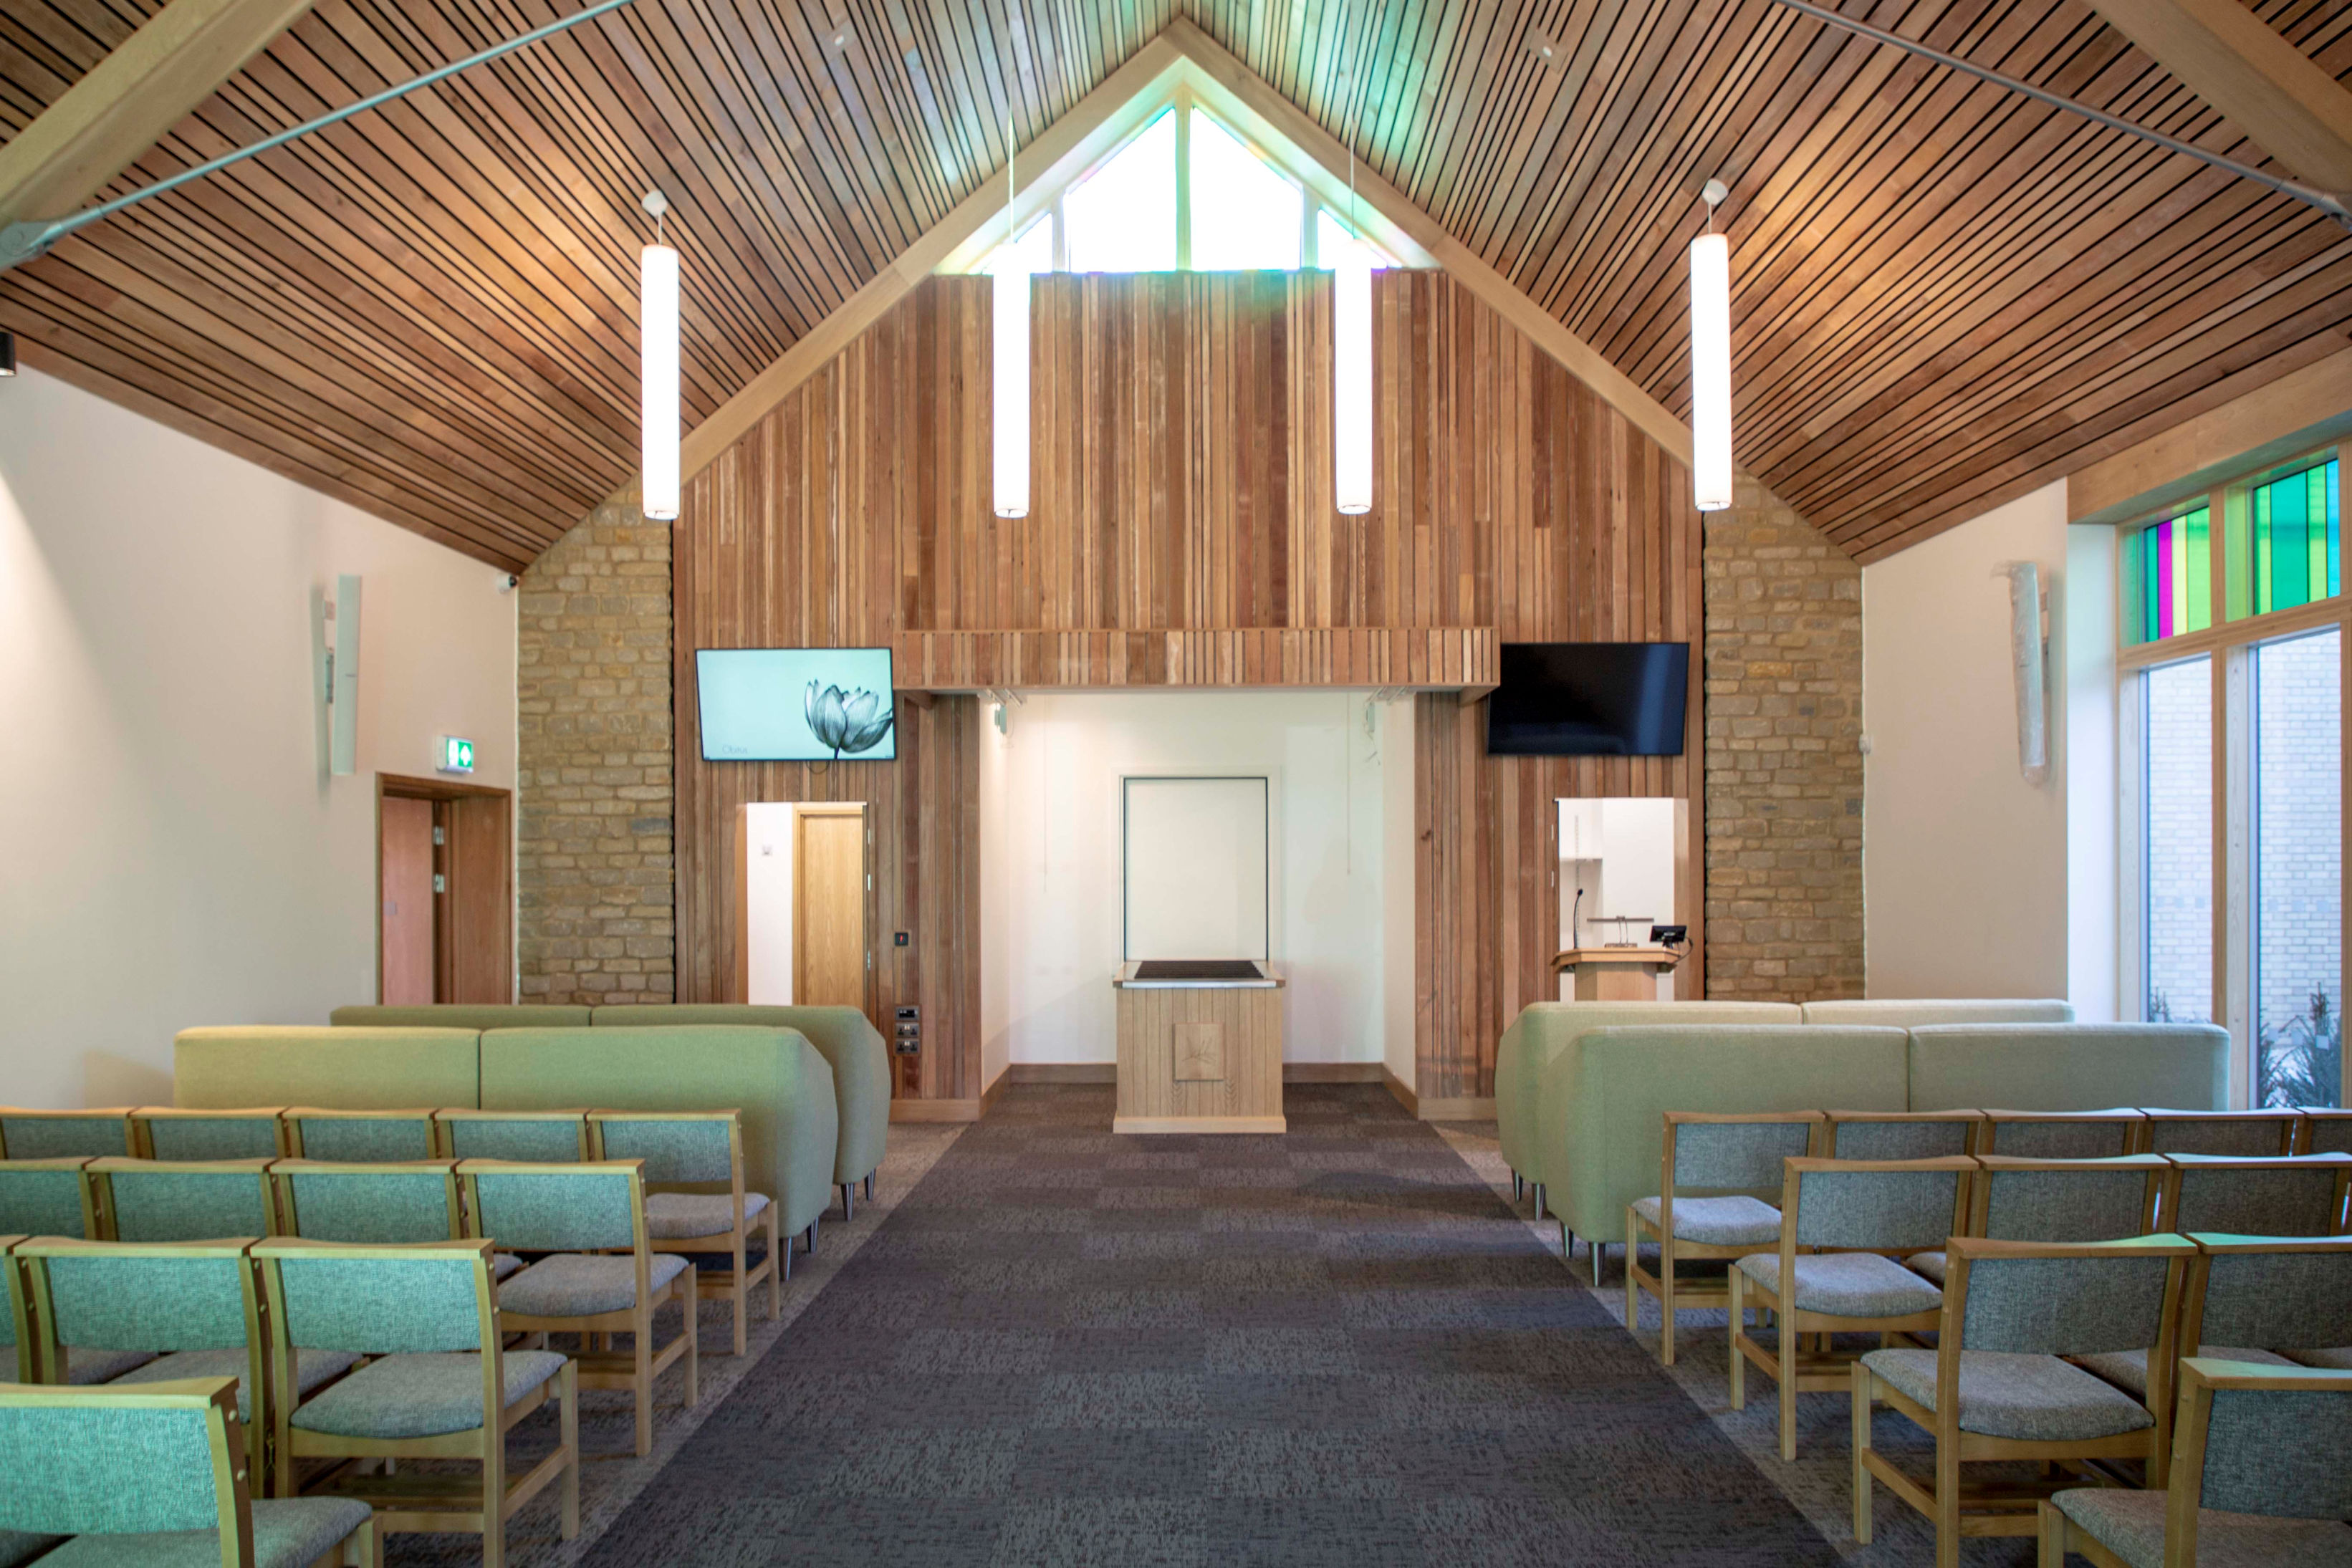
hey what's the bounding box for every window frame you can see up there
[2118,442,2350,1108]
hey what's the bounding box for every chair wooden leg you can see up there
[1777,1307,1797,1462]
[1935,1417,1963,1568]
[632,1302,655,1458]
[2035,1500,2063,1568]
[1851,1363,1874,1544]
[1728,1269,1747,1410]
[1623,1211,1640,1335]
[1659,1239,1679,1367]
[481,1405,507,1568]
[558,1360,580,1540]
[730,1236,749,1357]
[683,1266,701,1407]
[765,1206,781,1318]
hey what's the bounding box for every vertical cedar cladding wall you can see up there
[519,270,1864,1102]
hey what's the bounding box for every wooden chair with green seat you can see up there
[433,1110,587,1164]
[128,1109,289,1162]
[2040,1358,2352,1567]
[1978,1110,2145,1159]
[1729,1155,1975,1461]
[15,1238,363,1499]
[281,1109,446,1163]
[589,1110,779,1356]
[253,1236,577,1567]
[84,1158,280,1244]
[1853,1235,2196,1568]
[459,1159,697,1458]
[0,1110,131,1160]
[1624,1112,1820,1367]
[0,1376,380,1568]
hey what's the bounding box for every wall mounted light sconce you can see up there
[1688,178,1733,513]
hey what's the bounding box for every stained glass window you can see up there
[2124,506,2212,644]
[2243,460,2341,617]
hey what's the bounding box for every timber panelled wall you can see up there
[636,266,1858,1107]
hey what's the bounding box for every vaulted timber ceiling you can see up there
[3,0,2350,569]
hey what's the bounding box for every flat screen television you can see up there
[696,648,897,762]
[1485,641,1689,756]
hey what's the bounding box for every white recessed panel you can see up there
[1123,776,1269,960]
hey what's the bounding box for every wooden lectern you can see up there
[1552,947,1683,1001]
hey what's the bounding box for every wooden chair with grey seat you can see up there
[1730,1155,1974,1461]
[459,1160,698,1458]
[1979,1110,2145,1160]
[128,1108,289,1162]
[2039,1358,2352,1567]
[1821,1110,1984,1160]
[588,1111,779,1357]
[2139,1110,2301,1158]
[1,1238,27,1385]
[2299,1108,2352,1156]
[83,1158,279,1244]
[0,1110,131,1161]
[0,1376,380,1568]
[254,1237,577,1567]
[2159,1153,2352,1238]
[2111,1233,2352,1382]
[269,1160,525,1285]
[1854,1235,2197,1568]
[0,1188,155,1388]
[1625,1112,1820,1367]
[1904,1154,2166,1285]
[432,1110,589,1164]
[281,1109,445,1163]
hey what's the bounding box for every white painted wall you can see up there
[1861,479,2116,1006]
[0,367,518,1107]
[742,802,800,1004]
[979,690,1387,1067]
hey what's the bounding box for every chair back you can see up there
[270,1161,461,1245]
[1969,1155,2164,1241]
[2183,1236,2352,1355]
[2299,1110,2352,1155]
[1785,1157,1975,1251]
[282,1108,442,1163]
[0,1110,130,1161]
[1945,1236,2194,1358]
[1661,1112,1818,1193]
[2143,1110,2300,1158]
[18,1240,259,1384]
[434,1110,587,1163]
[1822,1110,1980,1160]
[2164,1155,2352,1237]
[2175,1360,2352,1520]
[253,1238,496,1355]
[0,1159,96,1238]
[89,1159,277,1244]
[1,1237,24,1379]
[130,1109,286,1163]
[1979,1110,2144,1159]
[459,1160,645,1254]
[587,1111,741,1188]
[0,1378,251,1548]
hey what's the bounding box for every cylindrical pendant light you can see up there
[640,190,680,523]
[1688,178,1732,514]
[1333,241,1372,516]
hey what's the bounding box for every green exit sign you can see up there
[437,736,476,775]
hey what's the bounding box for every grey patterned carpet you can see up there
[576,1083,1840,1567]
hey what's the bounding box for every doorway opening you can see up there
[376,774,513,1004]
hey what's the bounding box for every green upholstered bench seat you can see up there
[328,1004,591,1030]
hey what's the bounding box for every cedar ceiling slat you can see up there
[6,0,2352,565]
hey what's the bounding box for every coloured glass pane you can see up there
[2126,506,2212,644]
[1063,110,1177,273]
[2249,460,2341,617]
[1189,110,1301,270]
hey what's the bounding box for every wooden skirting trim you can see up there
[1416,1097,1498,1122]
[889,1099,981,1124]
[1283,1063,1385,1082]
[979,1070,1012,1116]
[1381,1066,1419,1117]
[1006,1064,1116,1083]
[1113,1115,1287,1135]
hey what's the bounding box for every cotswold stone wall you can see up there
[515,496,676,1005]
[1701,481,1867,1001]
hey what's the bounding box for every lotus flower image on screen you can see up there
[695,648,898,762]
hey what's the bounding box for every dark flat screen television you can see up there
[1485,642,1689,756]
[696,647,896,762]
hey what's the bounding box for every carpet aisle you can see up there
[577,1083,1840,1567]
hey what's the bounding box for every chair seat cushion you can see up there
[499,1252,688,1318]
[36,1497,374,1568]
[2055,1486,2352,1568]
[1907,1251,1947,1284]
[2288,1346,2352,1370]
[1737,1251,1943,1319]
[114,1347,360,1420]
[645,1190,771,1240]
[2073,1346,2294,1399]
[0,1533,61,1568]
[289,1350,568,1440]
[493,1253,524,1281]
[1631,1194,1780,1247]
[1863,1348,2157,1441]
[62,1350,155,1386]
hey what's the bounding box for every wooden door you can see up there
[379,796,436,1004]
[443,793,513,1003]
[795,808,867,1006]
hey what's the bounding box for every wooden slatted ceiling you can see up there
[5,0,2351,564]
